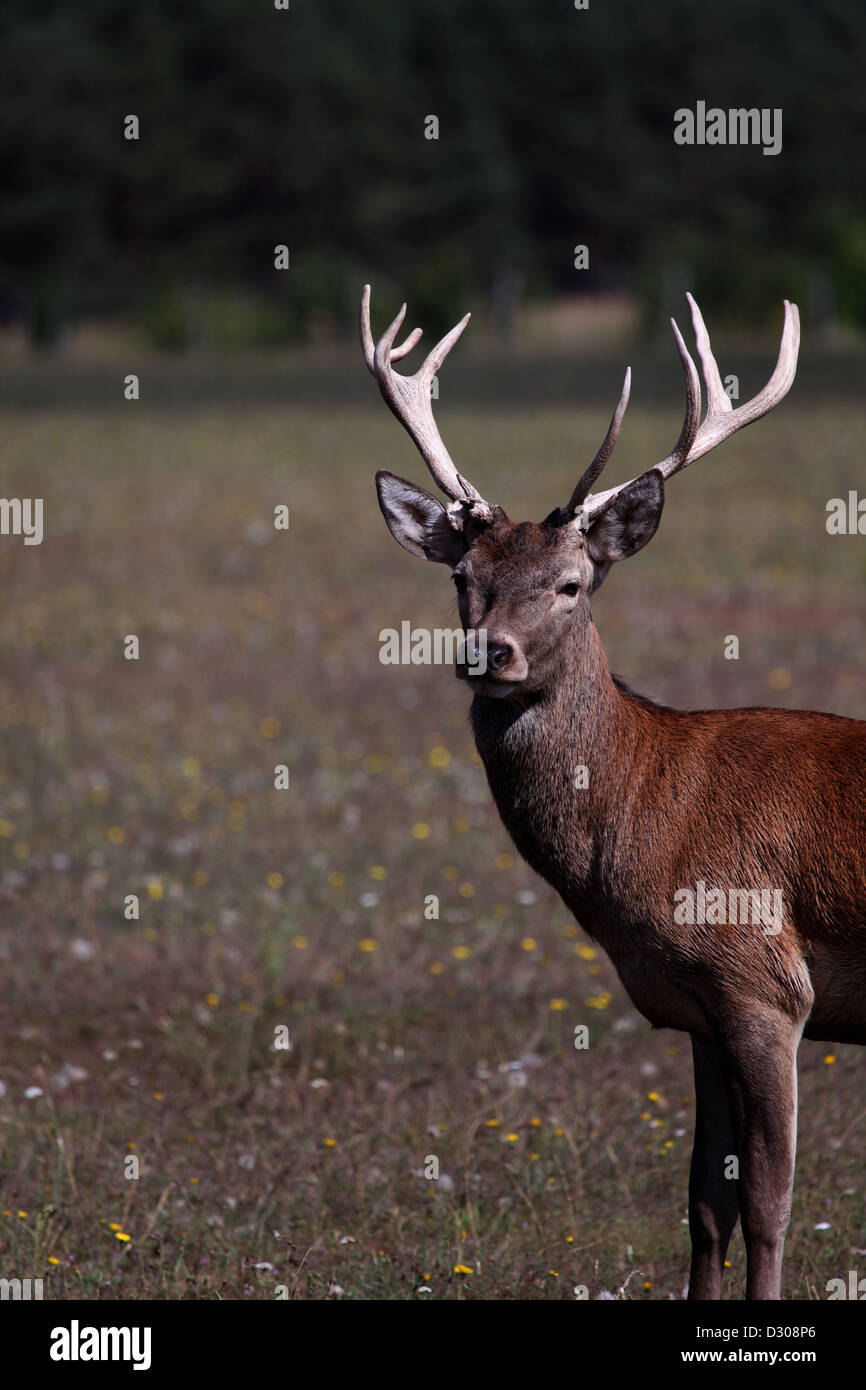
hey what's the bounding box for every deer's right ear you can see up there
[375,470,468,565]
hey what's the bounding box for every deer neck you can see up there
[469,617,648,925]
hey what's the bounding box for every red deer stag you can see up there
[360,285,865,1301]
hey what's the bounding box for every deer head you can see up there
[361,285,800,700]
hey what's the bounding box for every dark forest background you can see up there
[1,0,865,350]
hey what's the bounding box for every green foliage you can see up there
[833,219,866,329]
[140,282,194,353]
[0,0,864,345]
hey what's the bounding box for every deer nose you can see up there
[487,640,514,672]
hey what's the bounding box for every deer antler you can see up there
[360,285,492,526]
[572,295,800,524]
[567,368,632,512]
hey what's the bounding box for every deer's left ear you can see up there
[585,469,664,573]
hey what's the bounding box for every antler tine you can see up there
[579,296,800,523]
[360,285,492,521]
[682,294,801,464]
[687,291,731,418]
[654,317,702,479]
[567,368,631,514]
[421,312,473,380]
[359,284,422,372]
[570,320,699,522]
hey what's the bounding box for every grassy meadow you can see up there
[0,318,864,1299]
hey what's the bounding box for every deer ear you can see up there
[585,469,664,573]
[375,470,468,565]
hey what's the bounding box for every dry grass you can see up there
[0,347,864,1299]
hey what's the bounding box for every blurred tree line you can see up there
[0,0,864,349]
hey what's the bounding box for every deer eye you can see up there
[558,580,580,597]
